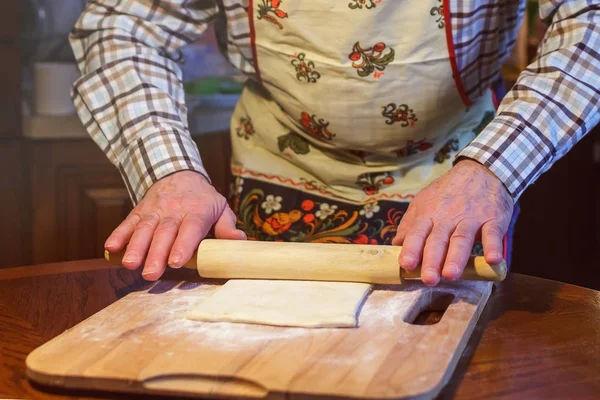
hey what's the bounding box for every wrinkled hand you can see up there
[105,171,246,280]
[392,159,513,286]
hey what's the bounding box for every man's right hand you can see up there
[104,171,246,281]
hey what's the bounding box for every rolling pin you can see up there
[104,239,506,284]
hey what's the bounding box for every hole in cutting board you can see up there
[405,292,455,326]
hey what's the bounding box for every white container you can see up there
[34,62,79,116]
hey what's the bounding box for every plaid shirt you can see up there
[70,0,600,204]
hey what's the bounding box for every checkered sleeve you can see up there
[456,0,600,201]
[69,0,218,204]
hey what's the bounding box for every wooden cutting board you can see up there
[26,278,492,399]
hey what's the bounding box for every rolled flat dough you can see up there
[186,280,373,328]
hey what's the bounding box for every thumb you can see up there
[214,207,247,240]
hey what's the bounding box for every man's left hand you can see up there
[392,159,513,285]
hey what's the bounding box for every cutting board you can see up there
[26,278,493,399]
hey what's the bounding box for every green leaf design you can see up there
[358,62,374,77]
[322,219,333,230]
[277,133,292,152]
[374,48,395,68]
[310,223,361,242]
[278,132,310,155]
[239,188,265,230]
[290,136,310,154]
[289,231,306,242]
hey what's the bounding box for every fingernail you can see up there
[445,263,459,279]
[490,251,502,261]
[422,269,440,286]
[169,252,182,266]
[123,251,138,263]
[141,271,158,281]
[105,240,116,248]
[401,255,416,269]
[142,263,159,277]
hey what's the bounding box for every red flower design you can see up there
[274,9,288,18]
[373,42,386,52]
[299,112,335,140]
[349,41,395,78]
[257,0,288,29]
[353,234,377,245]
[303,213,315,223]
[394,140,433,158]
[236,117,255,140]
[349,52,361,61]
[356,172,395,195]
[301,199,315,211]
[382,103,418,127]
[292,55,320,83]
[363,185,376,195]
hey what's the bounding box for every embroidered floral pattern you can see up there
[394,139,433,157]
[300,112,335,140]
[356,172,394,195]
[299,178,330,193]
[360,201,380,218]
[315,203,338,220]
[291,53,321,83]
[434,138,459,163]
[261,194,282,214]
[236,188,362,242]
[236,117,255,140]
[348,0,379,10]
[352,234,378,245]
[231,178,491,250]
[349,42,395,78]
[277,132,310,155]
[232,180,410,244]
[257,0,288,29]
[234,177,244,194]
[382,103,418,127]
[430,0,445,29]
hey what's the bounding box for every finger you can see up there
[421,222,454,286]
[214,207,247,240]
[122,212,160,270]
[481,221,506,265]
[142,216,182,281]
[442,220,478,281]
[168,212,216,268]
[398,217,433,271]
[392,205,416,246]
[105,213,141,252]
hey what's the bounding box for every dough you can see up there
[186,280,372,328]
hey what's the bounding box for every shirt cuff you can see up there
[454,115,554,202]
[119,129,210,203]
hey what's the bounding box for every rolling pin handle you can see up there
[400,257,507,282]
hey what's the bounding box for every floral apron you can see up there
[227,0,515,265]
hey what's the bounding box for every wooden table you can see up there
[1,260,599,399]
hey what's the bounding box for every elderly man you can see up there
[69,0,599,284]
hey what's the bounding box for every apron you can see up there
[227,0,514,264]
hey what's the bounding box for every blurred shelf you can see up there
[22,95,239,140]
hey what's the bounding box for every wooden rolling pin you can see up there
[104,239,506,284]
